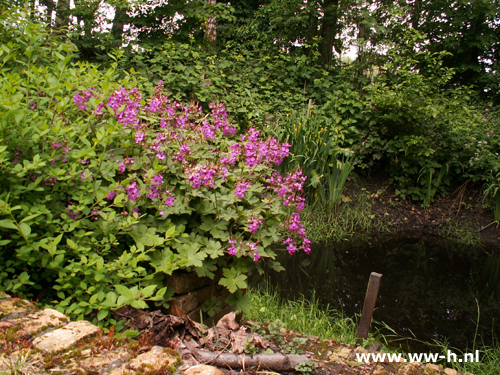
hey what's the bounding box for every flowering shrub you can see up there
[0,15,310,324]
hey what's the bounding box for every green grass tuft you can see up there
[245,286,390,347]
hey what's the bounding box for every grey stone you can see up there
[185,364,224,375]
[33,320,101,353]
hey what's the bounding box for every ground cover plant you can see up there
[0,8,311,325]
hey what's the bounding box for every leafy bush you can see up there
[118,38,334,128]
[0,9,310,325]
[271,110,354,209]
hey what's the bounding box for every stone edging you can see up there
[0,295,219,375]
[0,293,473,375]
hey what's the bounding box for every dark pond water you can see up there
[261,234,500,352]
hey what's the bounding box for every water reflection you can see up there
[260,235,500,351]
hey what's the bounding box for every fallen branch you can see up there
[191,349,312,371]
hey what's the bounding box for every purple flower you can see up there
[302,238,312,254]
[175,143,191,161]
[235,181,250,199]
[157,151,166,160]
[287,243,297,255]
[118,161,126,173]
[228,239,238,255]
[91,209,101,221]
[93,102,104,115]
[73,93,87,111]
[165,197,175,206]
[149,98,161,113]
[106,191,117,200]
[248,217,263,233]
[125,182,140,202]
[253,252,261,262]
[135,133,145,143]
[159,211,165,216]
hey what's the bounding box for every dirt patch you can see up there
[357,175,500,247]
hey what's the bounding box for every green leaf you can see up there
[141,284,157,298]
[115,285,133,299]
[97,309,109,321]
[0,220,17,230]
[155,287,167,298]
[219,268,247,293]
[96,257,104,271]
[19,223,31,237]
[177,243,206,268]
[123,330,140,338]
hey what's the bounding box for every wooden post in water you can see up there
[356,272,382,344]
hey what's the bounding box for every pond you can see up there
[260,234,500,352]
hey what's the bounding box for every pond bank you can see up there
[0,293,470,375]
[301,175,500,247]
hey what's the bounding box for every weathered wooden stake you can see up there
[356,272,382,343]
[307,98,313,117]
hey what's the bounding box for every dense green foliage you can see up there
[1,0,499,343]
[0,8,312,324]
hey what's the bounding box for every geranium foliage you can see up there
[0,9,309,325]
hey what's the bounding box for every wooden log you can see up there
[356,272,382,343]
[191,349,311,371]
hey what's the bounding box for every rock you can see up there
[12,308,69,337]
[328,346,352,363]
[425,363,443,373]
[109,346,178,375]
[78,349,131,373]
[166,273,214,295]
[0,298,35,320]
[170,285,214,316]
[397,362,423,374]
[185,364,224,375]
[33,320,101,353]
[444,369,458,375]
[372,364,387,375]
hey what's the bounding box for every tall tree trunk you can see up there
[319,0,340,66]
[205,0,217,44]
[111,4,128,43]
[39,0,55,26]
[411,0,422,29]
[54,0,70,31]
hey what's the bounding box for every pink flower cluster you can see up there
[72,86,311,262]
[186,164,217,188]
[267,170,307,210]
[226,238,261,261]
[235,181,250,198]
[248,216,263,233]
[234,128,290,168]
[147,174,163,199]
[282,213,311,255]
[73,90,92,111]
[210,102,236,136]
[107,88,142,126]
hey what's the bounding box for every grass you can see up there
[244,286,392,348]
[452,342,500,375]
[299,189,389,243]
[245,287,500,375]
